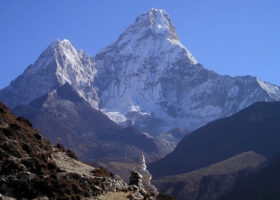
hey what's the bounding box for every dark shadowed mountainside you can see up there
[150,102,280,178]
[13,84,162,163]
[220,154,280,200]
[153,151,265,200]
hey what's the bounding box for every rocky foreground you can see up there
[0,102,171,200]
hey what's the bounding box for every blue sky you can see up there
[0,0,279,89]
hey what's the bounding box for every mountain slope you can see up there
[153,151,266,200]
[0,39,98,109]
[150,101,280,178]
[0,101,166,200]
[0,102,128,199]
[13,84,162,163]
[220,154,280,200]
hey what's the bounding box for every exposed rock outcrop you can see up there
[0,102,162,200]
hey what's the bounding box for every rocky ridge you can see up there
[0,102,164,200]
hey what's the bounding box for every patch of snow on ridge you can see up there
[257,78,280,99]
[103,111,127,124]
[167,38,198,64]
[150,8,170,34]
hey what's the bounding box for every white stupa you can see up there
[137,152,158,194]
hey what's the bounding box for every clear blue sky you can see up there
[0,0,279,89]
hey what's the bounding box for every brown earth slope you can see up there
[0,102,163,200]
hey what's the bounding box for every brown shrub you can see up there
[72,183,83,194]
[22,143,31,153]
[37,152,49,162]
[1,159,21,175]
[0,150,9,160]
[21,158,47,174]
[2,128,15,138]
[91,167,114,178]
[56,143,66,151]
[16,116,33,127]
[10,123,20,130]
[47,161,57,171]
[1,141,22,158]
[34,133,42,140]
[0,107,5,113]
[66,149,78,160]
[55,143,78,160]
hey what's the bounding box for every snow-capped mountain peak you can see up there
[93,9,280,135]
[49,38,72,50]
[0,39,99,109]
[97,9,197,65]
[257,78,280,99]
[134,8,178,39]
[1,8,280,138]
[29,39,80,76]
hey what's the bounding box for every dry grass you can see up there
[0,102,113,199]
[98,192,130,200]
[52,150,95,177]
[94,161,136,182]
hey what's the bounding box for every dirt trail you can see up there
[52,149,95,177]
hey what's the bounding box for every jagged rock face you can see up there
[0,39,98,109]
[93,8,280,134]
[1,9,280,136]
[94,9,199,134]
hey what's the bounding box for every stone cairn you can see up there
[128,152,158,199]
